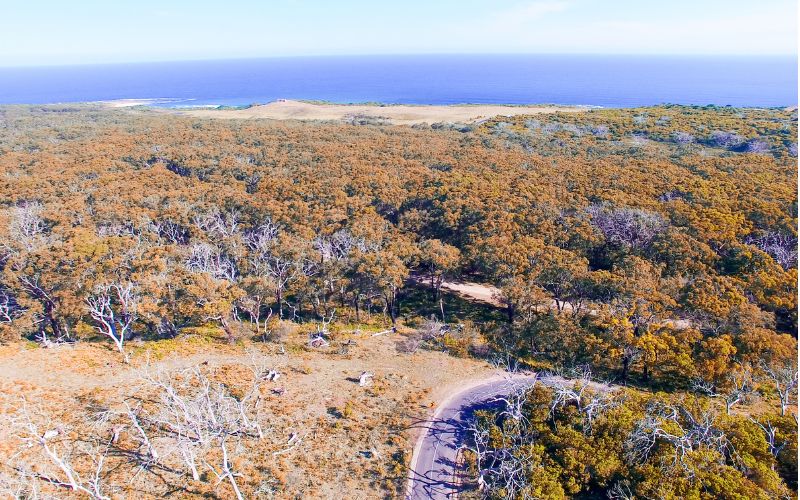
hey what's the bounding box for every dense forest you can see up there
[0,104,796,498]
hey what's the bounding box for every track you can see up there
[406,372,615,499]
[405,374,538,499]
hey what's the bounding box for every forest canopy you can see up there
[0,103,796,497]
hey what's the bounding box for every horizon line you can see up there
[1,51,797,69]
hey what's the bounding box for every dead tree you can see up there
[750,418,787,461]
[587,204,666,251]
[8,403,111,499]
[126,365,273,499]
[251,251,300,319]
[239,296,272,340]
[625,402,731,476]
[186,243,238,282]
[8,201,47,251]
[550,369,616,434]
[746,232,797,269]
[0,286,22,324]
[85,282,140,362]
[462,379,543,496]
[17,273,70,343]
[245,220,280,255]
[309,309,335,347]
[692,365,756,415]
[607,479,636,500]
[193,208,241,241]
[494,380,536,423]
[760,360,798,417]
[465,406,533,497]
[150,219,190,245]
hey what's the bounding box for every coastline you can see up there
[96,97,196,108]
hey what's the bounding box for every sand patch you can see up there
[174,99,585,125]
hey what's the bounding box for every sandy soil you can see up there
[98,98,180,108]
[0,329,497,497]
[434,279,692,329]
[173,99,584,125]
[439,280,503,306]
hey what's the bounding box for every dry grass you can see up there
[0,325,496,498]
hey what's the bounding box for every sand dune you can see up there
[174,99,584,125]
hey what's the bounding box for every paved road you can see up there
[406,373,614,499]
[405,374,540,499]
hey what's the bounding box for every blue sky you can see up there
[2,0,797,66]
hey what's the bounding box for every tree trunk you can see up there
[386,293,397,328]
[621,356,630,385]
[221,316,235,344]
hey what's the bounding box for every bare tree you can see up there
[0,286,22,324]
[186,243,237,281]
[245,220,280,255]
[588,204,666,251]
[239,295,272,339]
[96,221,137,238]
[692,365,755,415]
[550,368,617,434]
[126,364,274,499]
[625,402,732,475]
[250,244,312,318]
[672,131,695,144]
[493,380,536,423]
[8,403,111,499]
[743,139,770,154]
[17,273,70,343]
[309,309,335,347]
[760,360,798,417]
[607,479,635,500]
[193,208,241,240]
[750,417,787,460]
[86,282,140,362]
[746,232,798,269]
[314,229,366,262]
[590,124,609,137]
[465,381,538,497]
[8,201,47,251]
[709,130,744,149]
[151,219,190,245]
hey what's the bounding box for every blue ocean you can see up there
[0,54,796,108]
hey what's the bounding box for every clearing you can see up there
[170,99,584,125]
[0,327,497,498]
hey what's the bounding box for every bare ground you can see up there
[170,99,584,125]
[0,327,497,498]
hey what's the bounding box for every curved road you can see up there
[406,373,613,499]
[406,374,540,499]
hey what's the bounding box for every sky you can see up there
[1,0,797,66]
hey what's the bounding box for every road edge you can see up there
[404,371,539,499]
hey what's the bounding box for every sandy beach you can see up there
[99,98,187,108]
[169,99,584,125]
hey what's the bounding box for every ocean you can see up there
[0,54,796,108]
